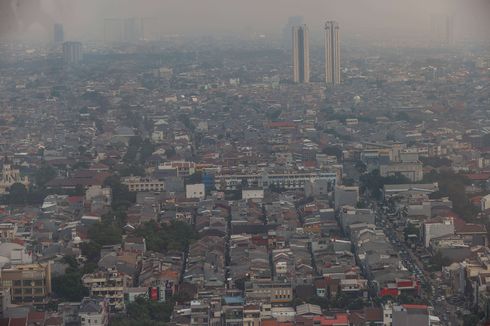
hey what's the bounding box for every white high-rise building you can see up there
[292,25,310,83]
[325,21,341,85]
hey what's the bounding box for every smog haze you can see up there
[1,0,489,43]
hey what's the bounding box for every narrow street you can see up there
[376,204,461,326]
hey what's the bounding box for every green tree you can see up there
[429,251,451,271]
[110,296,175,326]
[420,157,452,168]
[322,146,342,161]
[80,242,102,264]
[88,222,122,246]
[343,178,355,187]
[34,164,57,187]
[483,134,490,147]
[178,114,195,131]
[266,108,282,121]
[360,170,411,200]
[52,273,89,301]
[423,171,477,220]
[305,296,329,309]
[134,220,197,253]
[355,160,367,173]
[347,298,365,310]
[104,176,136,210]
[331,293,350,309]
[52,256,89,301]
[7,183,28,205]
[462,314,481,326]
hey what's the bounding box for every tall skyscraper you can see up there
[430,14,455,47]
[104,18,141,43]
[104,19,123,43]
[123,18,139,42]
[292,25,310,83]
[63,42,83,65]
[53,23,64,43]
[141,17,161,41]
[325,21,341,85]
[445,15,454,46]
[283,16,303,47]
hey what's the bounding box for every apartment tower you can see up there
[292,25,310,83]
[325,21,341,85]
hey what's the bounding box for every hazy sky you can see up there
[0,0,489,43]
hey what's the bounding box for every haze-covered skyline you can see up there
[0,0,489,43]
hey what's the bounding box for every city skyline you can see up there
[1,0,489,44]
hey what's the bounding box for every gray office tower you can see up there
[63,42,83,65]
[292,25,310,83]
[54,23,64,43]
[324,21,341,85]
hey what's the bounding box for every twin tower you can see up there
[292,21,340,85]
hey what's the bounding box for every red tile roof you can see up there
[312,314,349,326]
[466,173,490,181]
[402,304,428,310]
[9,318,27,326]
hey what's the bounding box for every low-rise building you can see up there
[1,263,52,306]
[334,185,359,210]
[423,217,455,248]
[380,162,423,182]
[339,207,375,232]
[122,176,165,192]
[79,297,109,326]
[82,268,132,312]
[186,184,205,199]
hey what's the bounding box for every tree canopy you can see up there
[360,170,411,199]
[134,220,197,253]
[110,296,174,326]
[423,170,477,220]
[87,221,122,246]
[52,256,93,302]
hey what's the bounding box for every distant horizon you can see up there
[0,0,489,45]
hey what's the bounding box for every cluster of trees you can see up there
[462,313,483,326]
[52,256,94,302]
[120,105,144,129]
[178,114,195,131]
[482,134,490,148]
[294,293,365,311]
[322,146,343,161]
[423,170,477,220]
[420,157,452,168]
[121,136,155,176]
[265,108,282,121]
[87,220,123,247]
[428,251,452,271]
[103,176,136,212]
[3,164,58,206]
[110,296,175,326]
[360,170,411,199]
[134,220,197,253]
